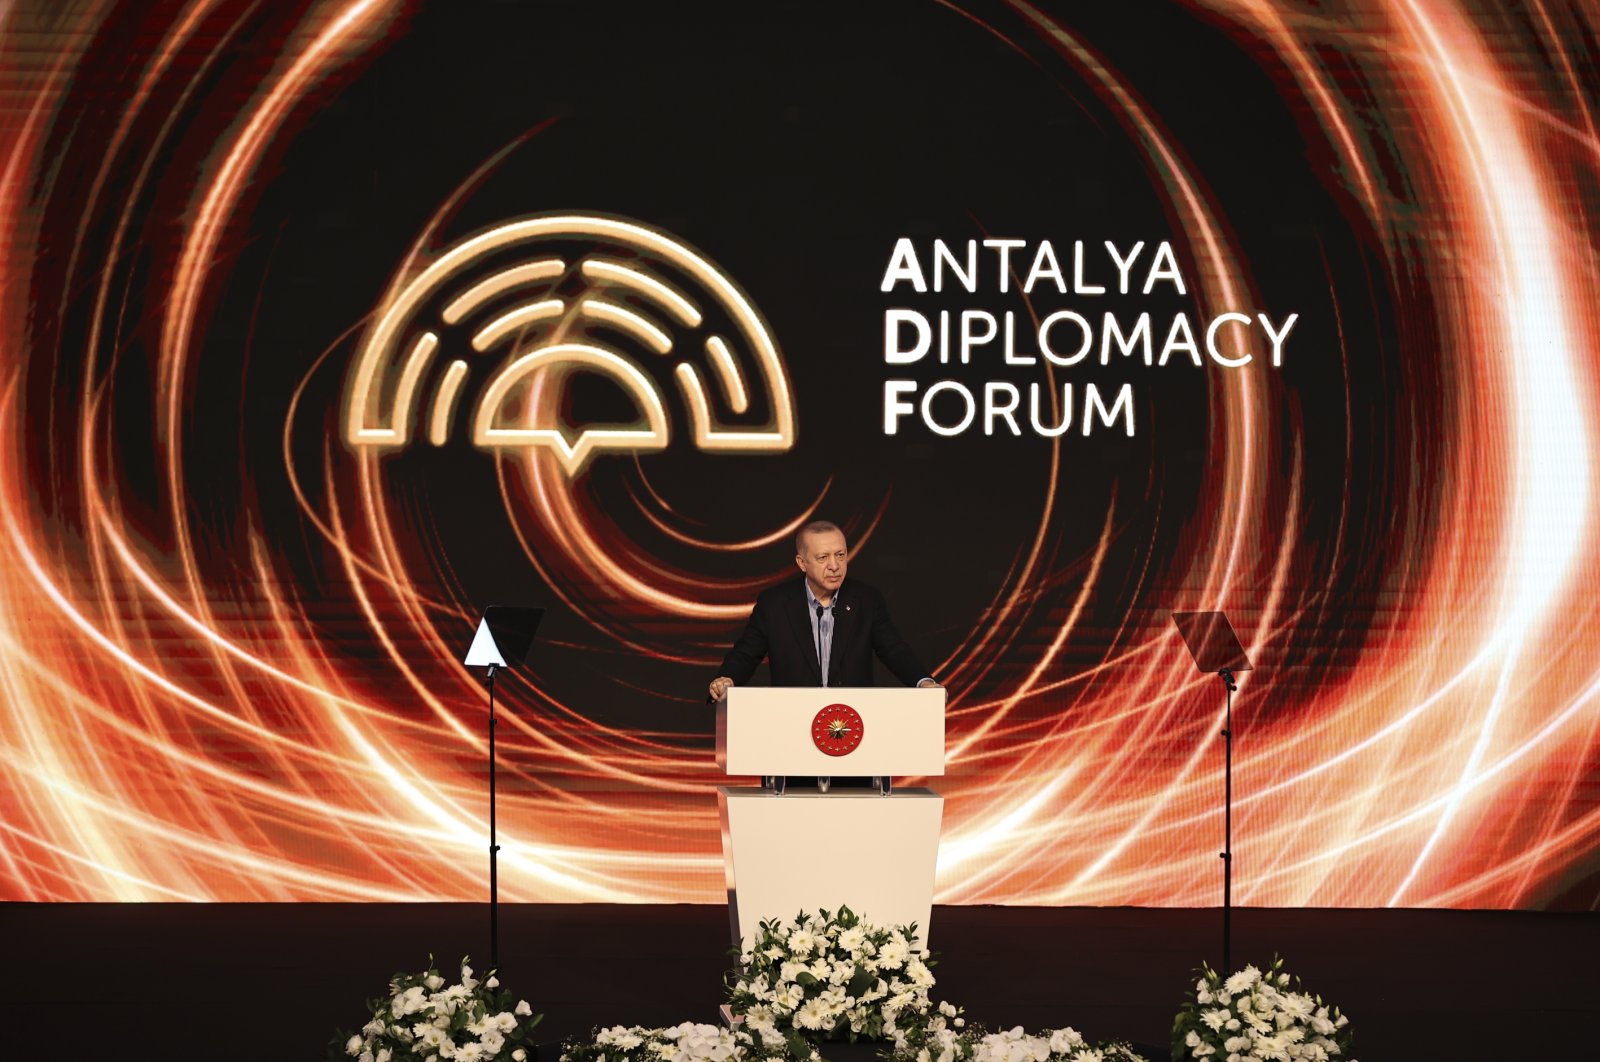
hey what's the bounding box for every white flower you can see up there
[1223,966,1260,995]
[788,930,818,956]
[377,1050,392,1062]
[425,974,446,990]
[1252,1033,1289,1060]
[486,975,499,989]
[795,998,830,1030]
[1185,1031,1201,1048]
[515,1000,533,1017]
[1197,990,1213,1004]
[1050,1028,1085,1053]
[878,939,909,969]
[346,1035,365,1056]
[1069,1050,1104,1062]
[363,1019,386,1037]
[512,1052,526,1062]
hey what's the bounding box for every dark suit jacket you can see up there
[716,577,929,688]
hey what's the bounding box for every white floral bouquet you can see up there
[561,1022,740,1062]
[329,957,542,1062]
[889,1004,1148,1062]
[888,999,971,1062]
[1171,958,1353,1062]
[964,1025,1147,1062]
[725,906,936,1060]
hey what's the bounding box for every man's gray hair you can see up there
[795,519,844,556]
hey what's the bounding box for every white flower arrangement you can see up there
[888,999,970,1062]
[888,1002,1148,1062]
[1171,958,1354,1062]
[963,1025,1147,1062]
[329,957,542,1062]
[561,1022,740,1062]
[726,906,936,1061]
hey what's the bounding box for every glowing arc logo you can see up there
[343,214,797,474]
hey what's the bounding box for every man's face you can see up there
[796,529,848,599]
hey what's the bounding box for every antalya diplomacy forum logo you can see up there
[342,213,1302,468]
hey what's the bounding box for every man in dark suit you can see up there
[708,520,939,699]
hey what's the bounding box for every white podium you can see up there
[716,687,945,948]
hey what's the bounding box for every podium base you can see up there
[718,786,943,949]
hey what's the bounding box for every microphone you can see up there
[815,603,826,685]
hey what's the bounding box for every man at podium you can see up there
[708,520,939,700]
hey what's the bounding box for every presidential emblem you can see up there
[811,703,864,756]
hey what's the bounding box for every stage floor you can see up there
[6,903,1596,1061]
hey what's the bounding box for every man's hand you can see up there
[709,676,735,701]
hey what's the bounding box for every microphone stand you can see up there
[1218,666,1237,975]
[486,662,501,971]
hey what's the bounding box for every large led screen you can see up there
[1,0,1598,907]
